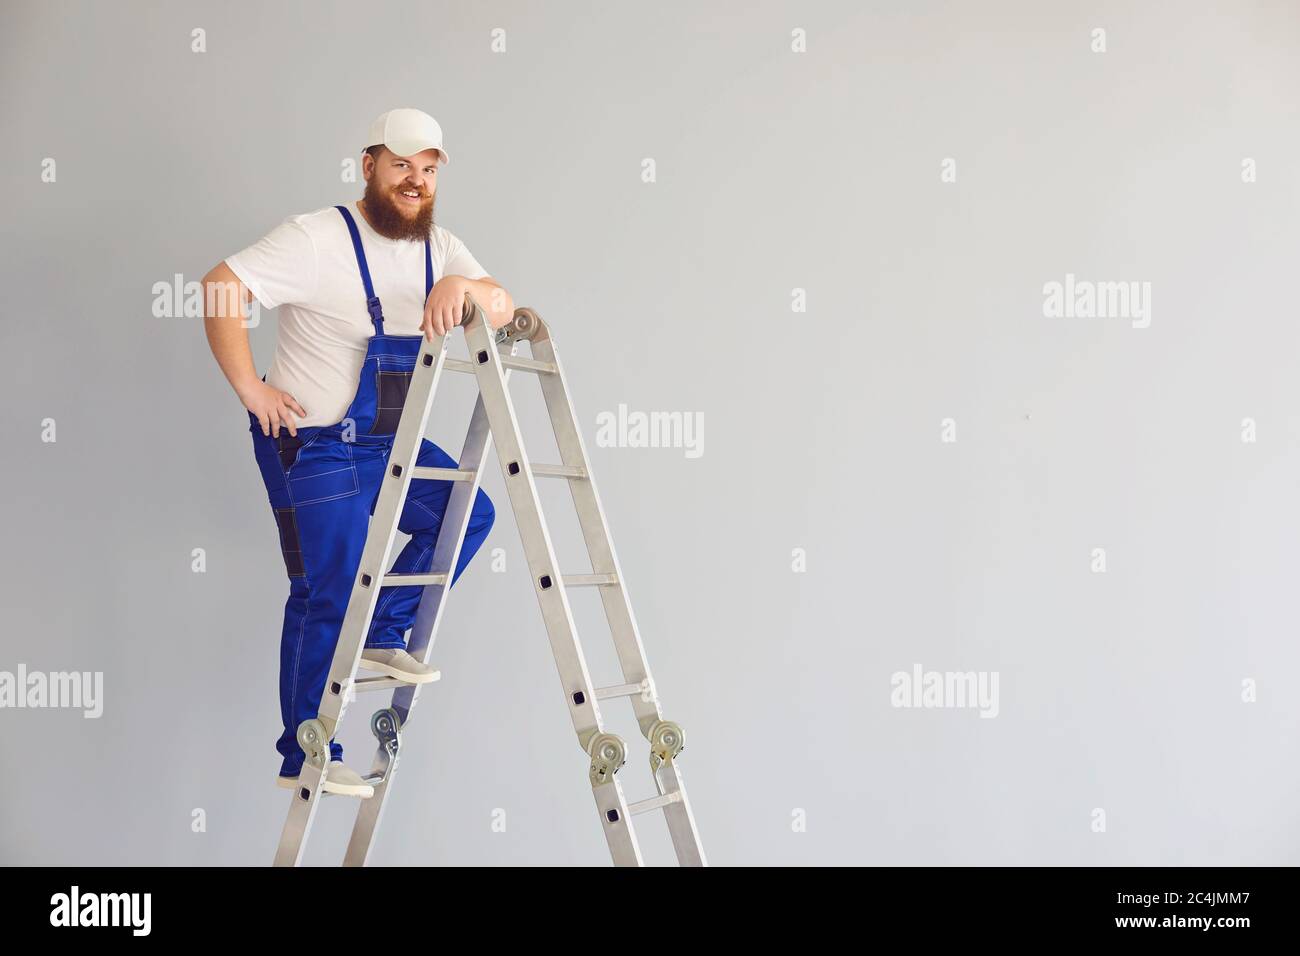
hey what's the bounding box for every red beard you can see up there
[361,179,435,241]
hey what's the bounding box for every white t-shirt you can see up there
[225,201,489,427]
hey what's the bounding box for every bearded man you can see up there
[202,108,512,796]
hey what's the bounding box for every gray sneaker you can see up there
[276,761,375,798]
[359,647,440,684]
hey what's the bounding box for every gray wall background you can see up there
[2,0,1298,865]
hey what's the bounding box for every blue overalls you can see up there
[248,205,496,779]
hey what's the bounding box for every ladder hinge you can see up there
[647,720,686,773]
[585,732,627,788]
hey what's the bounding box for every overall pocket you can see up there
[364,337,423,435]
[286,437,360,506]
[273,507,306,578]
[370,369,413,434]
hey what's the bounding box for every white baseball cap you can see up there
[365,108,450,165]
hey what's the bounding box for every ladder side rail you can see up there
[344,358,504,865]
[529,334,660,732]
[464,311,644,865]
[530,332,708,867]
[273,331,452,866]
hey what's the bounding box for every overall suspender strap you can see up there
[425,236,434,298]
[335,205,384,334]
[335,204,436,335]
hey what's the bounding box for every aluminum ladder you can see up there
[272,297,706,867]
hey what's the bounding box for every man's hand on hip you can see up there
[240,379,308,438]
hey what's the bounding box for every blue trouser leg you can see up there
[366,438,496,649]
[277,574,340,771]
[252,424,392,777]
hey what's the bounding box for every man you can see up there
[203,108,512,797]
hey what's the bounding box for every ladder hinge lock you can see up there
[370,708,402,777]
[647,720,686,773]
[586,732,627,788]
[296,718,331,770]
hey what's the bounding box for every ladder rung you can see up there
[531,463,587,480]
[380,572,450,587]
[411,466,476,482]
[562,573,619,588]
[351,673,440,694]
[626,792,683,816]
[442,355,557,375]
[500,355,557,374]
[595,682,644,700]
[320,775,387,796]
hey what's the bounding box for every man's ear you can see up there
[361,152,375,180]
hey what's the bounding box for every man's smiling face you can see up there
[360,145,440,240]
